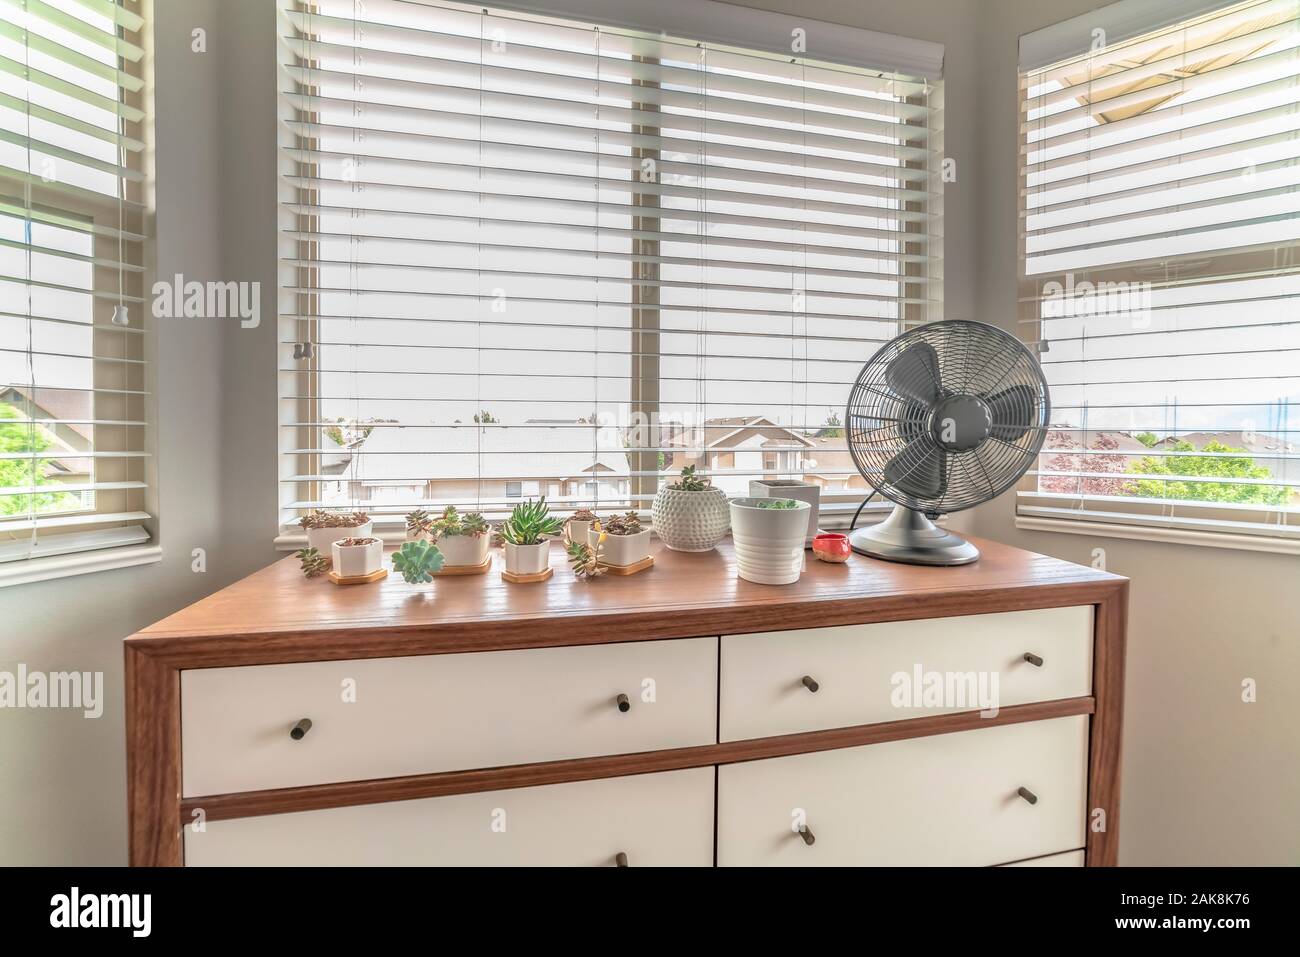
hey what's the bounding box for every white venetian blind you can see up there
[0,0,150,566]
[277,0,944,534]
[1018,0,1300,552]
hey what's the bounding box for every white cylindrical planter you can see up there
[729,498,811,585]
[437,533,490,567]
[566,518,595,544]
[651,486,729,552]
[309,521,372,554]
[330,538,383,578]
[503,539,551,575]
[593,529,651,567]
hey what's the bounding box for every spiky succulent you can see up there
[757,498,799,509]
[500,497,563,546]
[668,465,710,492]
[566,538,605,580]
[405,508,434,537]
[433,504,489,538]
[603,510,644,535]
[570,508,597,523]
[295,547,330,578]
[391,539,445,583]
[300,509,369,530]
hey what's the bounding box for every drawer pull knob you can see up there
[289,718,313,741]
[1017,786,1038,805]
[798,825,816,846]
[615,851,629,867]
[615,693,631,713]
[801,675,820,693]
[1023,652,1044,667]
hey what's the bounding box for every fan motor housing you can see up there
[929,394,993,452]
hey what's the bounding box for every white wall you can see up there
[0,0,1292,867]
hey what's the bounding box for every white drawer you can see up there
[181,637,717,796]
[720,606,1092,741]
[717,715,1088,866]
[1000,848,1085,867]
[185,767,714,866]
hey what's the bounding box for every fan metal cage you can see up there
[846,320,1050,517]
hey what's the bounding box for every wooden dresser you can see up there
[125,536,1127,867]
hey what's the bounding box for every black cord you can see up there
[849,490,880,531]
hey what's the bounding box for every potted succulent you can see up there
[300,509,372,554]
[499,497,563,576]
[391,539,445,583]
[729,496,812,585]
[566,507,598,545]
[331,536,384,579]
[431,504,491,567]
[651,465,729,552]
[405,508,434,542]
[593,510,651,567]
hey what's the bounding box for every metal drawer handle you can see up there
[1017,786,1038,805]
[798,825,816,846]
[1023,652,1044,667]
[615,693,631,713]
[290,718,313,740]
[801,675,820,693]
[615,851,629,867]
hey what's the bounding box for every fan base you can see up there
[849,504,979,566]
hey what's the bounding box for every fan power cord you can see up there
[849,491,881,531]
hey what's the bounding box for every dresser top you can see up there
[128,536,1125,666]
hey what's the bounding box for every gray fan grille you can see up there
[845,320,1050,516]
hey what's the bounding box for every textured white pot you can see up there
[330,538,383,578]
[651,486,729,552]
[503,539,550,575]
[729,497,810,585]
[437,533,490,567]
[594,529,651,566]
[308,521,372,555]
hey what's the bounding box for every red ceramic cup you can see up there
[812,532,851,563]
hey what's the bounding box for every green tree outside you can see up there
[0,404,79,516]
[1130,440,1287,505]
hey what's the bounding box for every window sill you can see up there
[0,543,163,588]
[1015,516,1300,557]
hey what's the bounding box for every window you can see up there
[1018,0,1300,553]
[277,0,944,538]
[0,0,152,582]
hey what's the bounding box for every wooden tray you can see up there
[598,555,654,576]
[329,567,388,586]
[435,555,492,576]
[501,566,553,584]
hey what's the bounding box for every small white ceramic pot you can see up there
[651,486,729,552]
[729,497,811,585]
[503,539,550,575]
[330,537,383,578]
[566,518,595,544]
[308,521,372,555]
[437,532,490,567]
[594,528,651,567]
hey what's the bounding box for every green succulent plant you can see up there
[405,508,434,537]
[757,498,799,509]
[668,465,711,492]
[391,539,445,583]
[500,497,563,546]
[566,538,605,580]
[603,510,644,535]
[295,547,330,578]
[433,504,489,538]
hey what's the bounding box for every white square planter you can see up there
[330,538,383,578]
[308,521,372,555]
[593,529,651,567]
[748,480,821,547]
[437,533,490,567]
[502,539,551,575]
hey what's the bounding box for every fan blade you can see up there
[885,341,941,405]
[985,384,1037,441]
[883,439,947,499]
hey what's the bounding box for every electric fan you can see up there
[845,319,1050,565]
